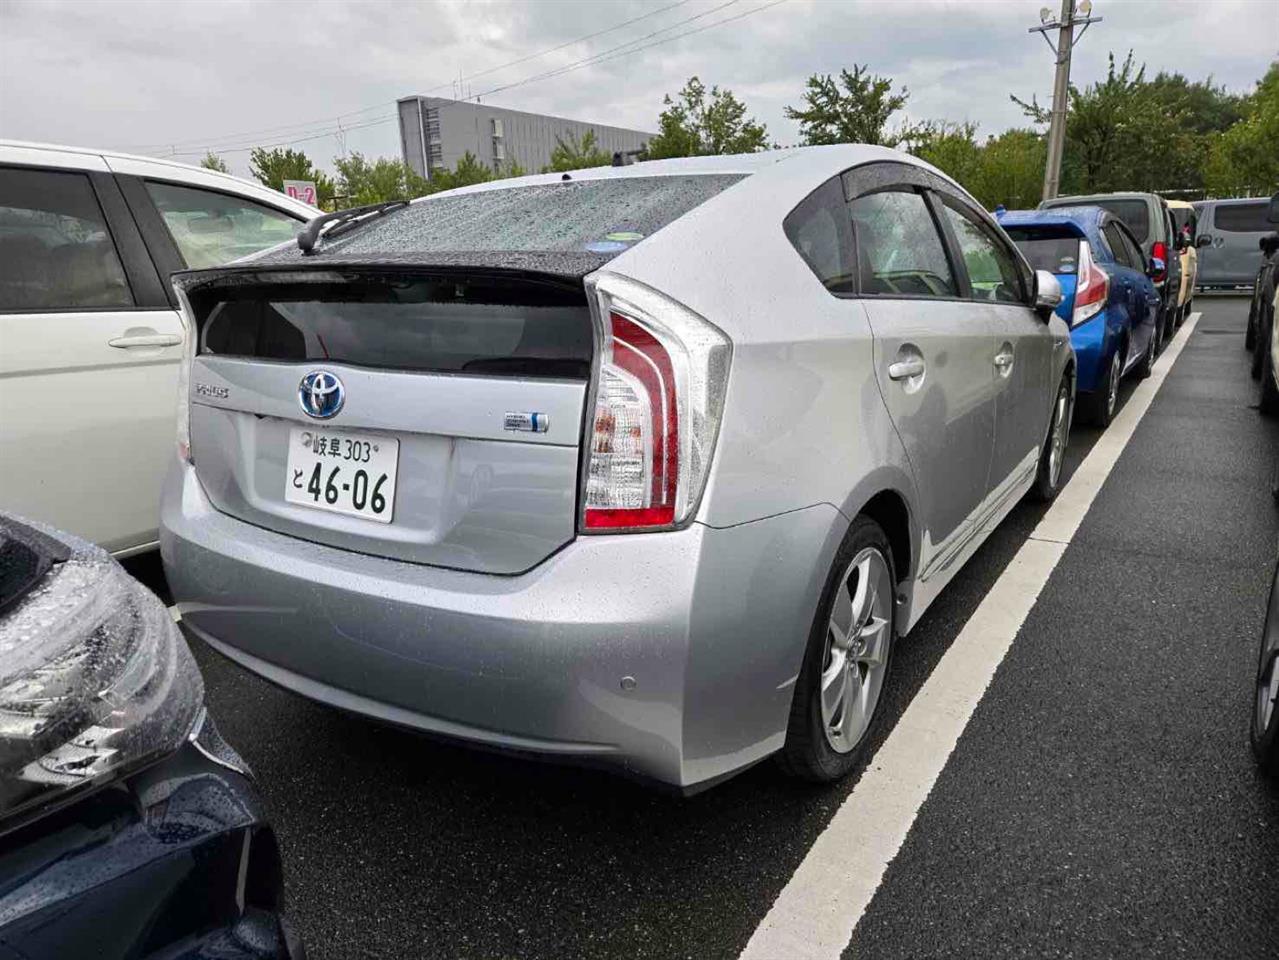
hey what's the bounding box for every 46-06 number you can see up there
[305,463,388,514]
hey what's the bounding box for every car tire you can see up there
[1031,374,1072,502]
[1245,304,1256,351]
[1254,320,1269,381]
[1250,564,1279,776]
[1136,324,1157,380]
[1259,337,1279,417]
[1081,347,1122,427]
[779,516,896,783]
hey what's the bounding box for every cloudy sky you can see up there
[1,0,1275,179]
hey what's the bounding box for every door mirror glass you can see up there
[1147,256,1166,279]
[1196,233,1212,248]
[1034,269,1062,315]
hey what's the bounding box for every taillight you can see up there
[173,285,196,463]
[1151,241,1169,282]
[1071,241,1109,328]
[582,275,731,532]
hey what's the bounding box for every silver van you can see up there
[1193,197,1276,291]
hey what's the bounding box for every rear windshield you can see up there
[1169,206,1196,235]
[192,272,593,380]
[1004,229,1083,274]
[1213,202,1271,233]
[315,175,745,258]
[1090,200,1151,244]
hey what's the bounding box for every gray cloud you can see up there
[1,0,1274,179]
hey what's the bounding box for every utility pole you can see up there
[1030,0,1102,201]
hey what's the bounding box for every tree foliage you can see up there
[333,153,429,205]
[1012,51,1252,197]
[787,65,911,147]
[248,147,335,205]
[1204,61,1279,196]
[543,130,612,172]
[646,77,769,158]
[199,152,230,173]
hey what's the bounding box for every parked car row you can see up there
[4,137,1274,950]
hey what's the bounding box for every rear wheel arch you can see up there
[855,489,913,585]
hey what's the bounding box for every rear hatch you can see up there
[183,267,592,575]
[176,174,745,574]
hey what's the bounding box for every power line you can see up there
[158,0,790,161]
[466,0,743,101]
[470,0,786,102]
[118,0,693,154]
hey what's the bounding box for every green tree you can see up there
[646,77,769,158]
[909,121,981,186]
[542,130,612,172]
[333,153,430,205]
[787,65,911,146]
[1205,61,1279,196]
[248,147,336,205]
[200,151,230,173]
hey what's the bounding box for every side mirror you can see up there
[1267,191,1279,223]
[1147,256,1166,280]
[1196,234,1212,249]
[1033,269,1062,318]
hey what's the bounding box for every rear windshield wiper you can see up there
[297,199,410,255]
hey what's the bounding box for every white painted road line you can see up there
[740,314,1200,960]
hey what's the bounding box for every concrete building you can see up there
[397,96,654,179]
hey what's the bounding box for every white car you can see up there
[0,140,317,555]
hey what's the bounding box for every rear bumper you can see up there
[1069,311,1116,394]
[160,458,843,790]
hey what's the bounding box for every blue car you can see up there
[999,206,1162,426]
[0,514,303,959]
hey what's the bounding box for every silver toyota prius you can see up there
[160,145,1071,791]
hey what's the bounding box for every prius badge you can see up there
[298,370,345,420]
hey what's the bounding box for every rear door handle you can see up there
[107,331,182,349]
[888,356,925,381]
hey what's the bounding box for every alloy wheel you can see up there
[1258,649,1279,740]
[1106,350,1121,420]
[1048,385,1069,489]
[820,548,893,754]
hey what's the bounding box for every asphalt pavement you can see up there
[130,295,1278,959]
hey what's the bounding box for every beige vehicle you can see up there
[1168,199,1198,318]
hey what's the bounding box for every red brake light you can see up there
[1151,241,1168,282]
[1071,241,1109,328]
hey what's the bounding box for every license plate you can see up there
[284,427,399,523]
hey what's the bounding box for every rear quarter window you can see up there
[1006,229,1082,274]
[1213,202,1271,233]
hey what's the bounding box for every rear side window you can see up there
[783,177,856,294]
[1103,223,1135,268]
[849,190,956,298]
[146,181,301,269]
[314,175,745,258]
[939,201,1025,302]
[1005,229,1082,274]
[0,167,133,312]
[1213,202,1271,233]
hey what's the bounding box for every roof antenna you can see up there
[561,173,572,181]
